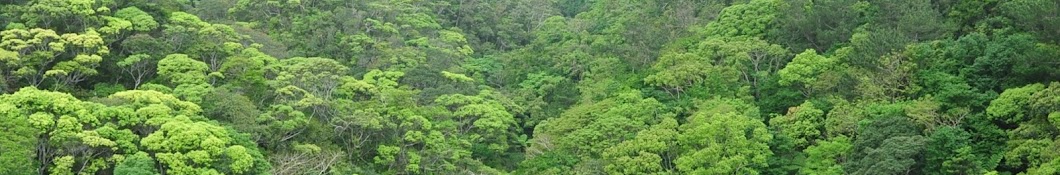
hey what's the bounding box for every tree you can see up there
[852,52,920,102]
[646,36,784,99]
[140,119,255,175]
[219,46,274,100]
[0,87,104,174]
[647,0,789,100]
[2,0,1060,174]
[1000,0,1060,44]
[905,97,969,132]
[644,50,716,97]
[266,57,350,121]
[513,72,574,127]
[846,116,926,175]
[871,0,954,42]
[162,12,243,72]
[906,32,1059,92]
[117,54,157,88]
[925,127,985,175]
[113,7,159,32]
[799,136,853,175]
[850,136,928,175]
[157,54,213,102]
[436,0,555,52]
[778,49,839,97]
[770,101,825,149]
[16,0,105,32]
[0,87,270,174]
[987,83,1047,124]
[158,54,208,85]
[822,99,865,138]
[114,152,160,175]
[602,117,680,174]
[200,88,265,139]
[700,0,782,38]
[772,0,867,52]
[435,89,520,167]
[268,57,348,102]
[0,95,38,175]
[527,90,671,174]
[110,90,272,174]
[987,83,1060,173]
[0,28,108,89]
[676,111,773,175]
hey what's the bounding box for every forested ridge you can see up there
[0,0,1058,174]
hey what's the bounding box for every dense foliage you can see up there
[0,0,1058,174]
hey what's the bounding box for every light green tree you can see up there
[700,0,782,38]
[602,117,680,174]
[0,87,270,174]
[0,28,109,89]
[987,83,1060,173]
[16,0,105,31]
[436,89,518,157]
[675,99,772,174]
[770,101,826,149]
[676,111,773,174]
[157,54,213,102]
[114,7,159,32]
[778,49,839,97]
[527,90,671,174]
[799,136,853,175]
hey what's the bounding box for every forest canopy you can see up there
[0,0,1058,174]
